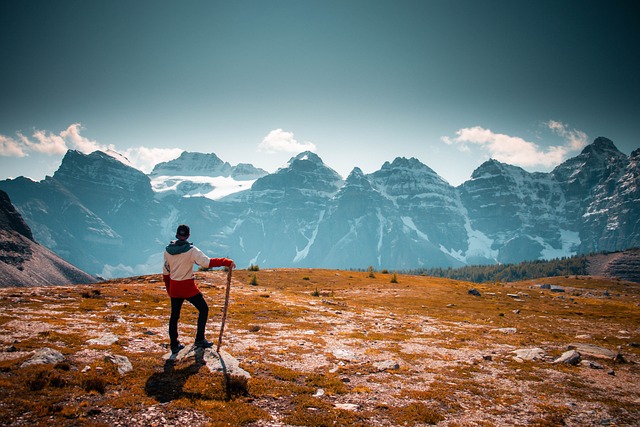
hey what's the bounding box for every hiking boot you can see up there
[170,343,185,354]
[194,339,214,349]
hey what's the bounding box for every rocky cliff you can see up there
[0,190,96,287]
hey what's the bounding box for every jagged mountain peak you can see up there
[56,149,145,175]
[585,136,619,154]
[150,151,232,177]
[289,150,322,162]
[343,167,372,189]
[252,151,342,193]
[470,158,528,179]
[381,157,435,173]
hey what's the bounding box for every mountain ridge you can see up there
[0,189,96,287]
[0,137,638,277]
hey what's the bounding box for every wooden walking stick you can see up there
[216,267,233,353]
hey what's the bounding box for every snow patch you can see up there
[151,175,255,200]
[536,229,580,260]
[294,211,325,263]
[401,216,430,241]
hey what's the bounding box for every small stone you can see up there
[313,388,325,397]
[374,360,400,371]
[468,288,481,297]
[87,333,119,346]
[580,360,604,369]
[494,327,517,334]
[335,403,359,411]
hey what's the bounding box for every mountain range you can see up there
[0,137,638,278]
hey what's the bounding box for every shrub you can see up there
[248,264,260,271]
[311,288,320,297]
[250,274,258,286]
[367,266,375,278]
[391,272,398,283]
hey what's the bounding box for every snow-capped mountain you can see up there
[1,138,638,278]
[150,151,267,200]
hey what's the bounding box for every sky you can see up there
[1,0,639,186]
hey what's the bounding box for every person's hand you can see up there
[230,261,236,269]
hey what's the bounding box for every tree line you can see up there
[407,255,590,283]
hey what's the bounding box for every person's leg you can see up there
[187,292,209,343]
[169,297,185,348]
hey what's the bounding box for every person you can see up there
[162,224,235,354]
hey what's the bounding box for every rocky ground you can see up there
[0,269,639,426]
[587,249,640,284]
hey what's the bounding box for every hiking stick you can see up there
[216,267,233,353]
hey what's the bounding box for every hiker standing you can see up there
[162,224,235,353]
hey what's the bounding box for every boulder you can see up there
[511,348,546,362]
[165,346,251,380]
[567,343,616,360]
[87,333,119,346]
[105,354,133,375]
[554,350,581,365]
[20,347,65,368]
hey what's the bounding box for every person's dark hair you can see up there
[176,224,190,240]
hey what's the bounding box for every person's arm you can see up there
[192,246,235,270]
[162,253,171,293]
[208,257,236,269]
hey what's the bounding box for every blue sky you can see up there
[1,0,639,186]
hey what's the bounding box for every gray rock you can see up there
[579,360,604,369]
[105,354,133,375]
[554,350,581,365]
[468,288,481,297]
[512,348,546,361]
[567,343,616,360]
[166,346,251,380]
[494,327,517,334]
[20,347,65,368]
[332,348,357,361]
[87,333,119,346]
[374,360,400,371]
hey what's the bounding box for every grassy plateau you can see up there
[0,269,638,426]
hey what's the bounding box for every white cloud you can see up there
[0,123,114,157]
[0,135,27,157]
[442,123,589,169]
[545,120,589,151]
[0,124,183,174]
[60,123,112,153]
[258,129,317,153]
[122,147,184,173]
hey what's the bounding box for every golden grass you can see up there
[0,269,638,426]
